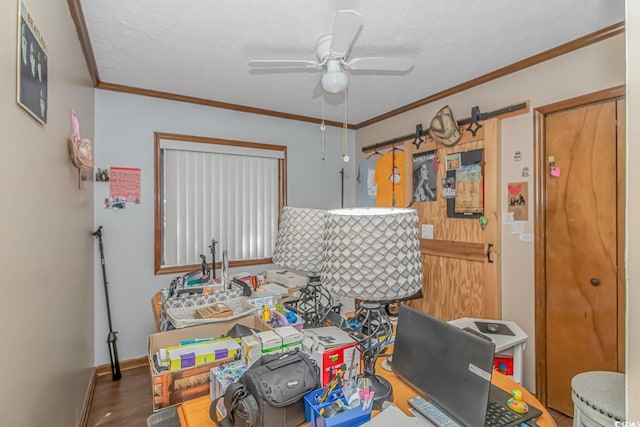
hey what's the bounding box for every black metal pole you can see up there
[209,237,218,280]
[93,226,122,381]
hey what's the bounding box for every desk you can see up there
[177,361,556,426]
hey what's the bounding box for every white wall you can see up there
[0,1,95,425]
[93,90,355,364]
[626,0,639,418]
[356,35,625,392]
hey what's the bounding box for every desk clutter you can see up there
[150,269,540,427]
[156,270,312,332]
[148,306,549,427]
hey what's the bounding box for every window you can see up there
[154,132,286,274]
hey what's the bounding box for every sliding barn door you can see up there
[404,118,501,320]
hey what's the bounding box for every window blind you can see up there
[161,146,280,268]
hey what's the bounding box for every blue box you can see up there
[304,388,342,423]
[304,387,372,427]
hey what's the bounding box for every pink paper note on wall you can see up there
[109,167,141,203]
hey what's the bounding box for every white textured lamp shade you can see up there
[321,208,423,301]
[272,206,327,272]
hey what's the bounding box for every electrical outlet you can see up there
[421,224,434,239]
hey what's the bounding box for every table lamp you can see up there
[321,207,423,407]
[272,206,334,327]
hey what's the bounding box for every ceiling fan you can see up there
[248,10,414,94]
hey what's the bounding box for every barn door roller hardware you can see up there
[412,124,425,149]
[459,102,529,137]
[361,101,529,152]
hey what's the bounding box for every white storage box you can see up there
[256,330,282,355]
[266,269,308,289]
[274,326,303,353]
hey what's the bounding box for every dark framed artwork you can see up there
[412,151,437,202]
[17,0,48,125]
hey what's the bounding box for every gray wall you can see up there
[93,89,355,365]
[0,1,95,425]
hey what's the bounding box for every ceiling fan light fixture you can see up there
[321,69,348,94]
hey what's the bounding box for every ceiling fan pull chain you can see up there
[321,94,326,160]
[342,90,349,162]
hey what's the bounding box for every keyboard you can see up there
[408,396,461,427]
[484,400,520,427]
[408,395,523,427]
[407,408,439,427]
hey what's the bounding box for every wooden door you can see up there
[543,100,622,415]
[404,118,501,321]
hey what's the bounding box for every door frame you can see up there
[533,85,626,405]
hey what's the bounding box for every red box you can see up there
[302,326,360,387]
[317,343,359,386]
[493,355,514,376]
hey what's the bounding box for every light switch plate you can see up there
[421,224,434,239]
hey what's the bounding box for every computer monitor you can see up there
[392,305,496,427]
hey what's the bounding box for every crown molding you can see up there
[67,0,100,86]
[96,81,350,128]
[354,21,625,129]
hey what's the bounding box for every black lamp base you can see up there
[295,278,333,328]
[357,372,393,409]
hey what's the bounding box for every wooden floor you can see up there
[87,365,154,427]
[87,365,574,426]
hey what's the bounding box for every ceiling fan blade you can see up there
[329,10,363,58]
[344,57,414,72]
[248,59,322,70]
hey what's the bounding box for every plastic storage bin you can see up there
[146,406,180,427]
[270,309,305,330]
[304,387,372,427]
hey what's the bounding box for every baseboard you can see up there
[95,356,148,376]
[79,367,96,427]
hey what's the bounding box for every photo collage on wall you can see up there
[445,148,484,218]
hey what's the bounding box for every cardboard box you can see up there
[274,326,303,353]
[165,337,241,371]
[148,314,271,411]
[195,302,233,319]
[303,327,360,387]
[256,330,282,355]
[241,334,262,367]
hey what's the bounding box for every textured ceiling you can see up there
[80,0,624,125]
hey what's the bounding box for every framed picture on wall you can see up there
[17,0,48,125]
[412,150,437,202]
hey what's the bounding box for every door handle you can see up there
[590,278,600,286]
[487,244,494,263]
